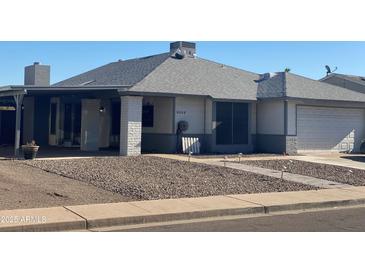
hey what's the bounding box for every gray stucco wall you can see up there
[142,133,212,153]
[255,134,297,155]
[255,134,286,154]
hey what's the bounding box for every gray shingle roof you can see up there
[257,72,365,102]
[52,50,365,103]
[257,73,285,98]
[130,56,259,100]
[53,53,170,87]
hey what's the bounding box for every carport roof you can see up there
[257,72,365,103]
[0,85,125,97]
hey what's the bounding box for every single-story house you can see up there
[1,41,365,156]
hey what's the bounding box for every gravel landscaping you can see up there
[24,156,318,201]
[243,159,365,186]
[188,153,282,159]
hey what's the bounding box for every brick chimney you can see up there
[170,41,196,58]
[24,62,50,85]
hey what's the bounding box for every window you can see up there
[216,102,249,145]
[142,105,154,127]
[233,103,248,144]
[216,102,232,145]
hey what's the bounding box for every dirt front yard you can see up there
[24,156,318,201]
[0,160,127,210]
[242,159,365,186]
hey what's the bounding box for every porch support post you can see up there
[13,93,24,158]
[120,96,143,156]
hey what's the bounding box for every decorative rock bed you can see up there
[243,159,365,186]
[24,156,318,201]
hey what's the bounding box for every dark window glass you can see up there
[216,102,232,145]
[233,103,248,144]
[50,103,57,135]
[63,103,72,140]
[216,102,249,145]
[142,105,154,127]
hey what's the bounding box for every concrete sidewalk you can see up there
[2,187,365,231]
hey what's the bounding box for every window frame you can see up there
[142,104,154,128]
[215,102,249,145]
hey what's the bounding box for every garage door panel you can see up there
[297,106,365,152]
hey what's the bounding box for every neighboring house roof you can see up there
[53,53,171,87]
[320,73,365,93]
[321,73,365,86]
[257,72,365,102]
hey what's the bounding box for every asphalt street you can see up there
[122,206,365,232]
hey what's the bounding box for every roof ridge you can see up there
[127,53,171,89]
[197,56,259,77]
[53,52,170,87]
[53,61,116,86]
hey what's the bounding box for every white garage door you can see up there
[297,106,365,152]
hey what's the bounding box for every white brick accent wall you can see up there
[120,96,143,156]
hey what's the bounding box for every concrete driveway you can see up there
[293,152,365,170]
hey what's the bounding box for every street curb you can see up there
[80,206,264,229]
[79,198,365,229]
[0,207,86,232]
[262,198,365,214]
[0,220,86,232]
[2,188,365,231]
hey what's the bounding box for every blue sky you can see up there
[0,41,364,86]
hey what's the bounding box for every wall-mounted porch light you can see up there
[99,106,105,113]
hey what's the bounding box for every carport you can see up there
[0,85,144,158]
[0,86,26,157]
